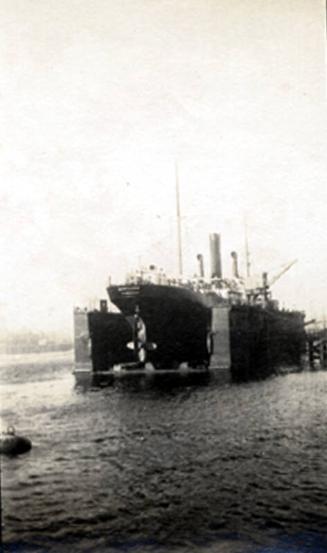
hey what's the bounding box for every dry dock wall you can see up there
[73,308,92,369]
[209,306,231,369]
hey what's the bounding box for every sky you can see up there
[0,0,326,334]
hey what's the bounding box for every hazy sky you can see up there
[1,0,326,333]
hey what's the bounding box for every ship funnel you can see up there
[231,251,239,278]
[209,233,222,278]
[262,272,269,304]
[196,254,204,278]
[262,272,269,289]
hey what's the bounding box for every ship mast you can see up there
[244,218,251,278]
[175,162,183,276]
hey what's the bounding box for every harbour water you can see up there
[1,353,327,553]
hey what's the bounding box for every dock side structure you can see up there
[307,328,327,370]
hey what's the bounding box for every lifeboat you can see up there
[0,426,32,456]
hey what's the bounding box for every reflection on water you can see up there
[1,356,327,553]
[73,369,222,393]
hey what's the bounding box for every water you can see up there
[1,353,327,553]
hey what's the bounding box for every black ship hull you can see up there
[107,284,211,369]
[88,311,134,372]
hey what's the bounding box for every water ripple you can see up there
[1,364,327,552]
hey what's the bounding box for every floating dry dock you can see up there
[74,234,306,381]
[74,303,306,381]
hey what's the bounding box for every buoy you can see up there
[0,426,32,456]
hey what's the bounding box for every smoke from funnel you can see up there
[209,233,222,278]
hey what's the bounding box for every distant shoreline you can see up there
[0,349,74,367]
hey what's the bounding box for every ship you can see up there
[74,233,306,379]
[74,169,306,379]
